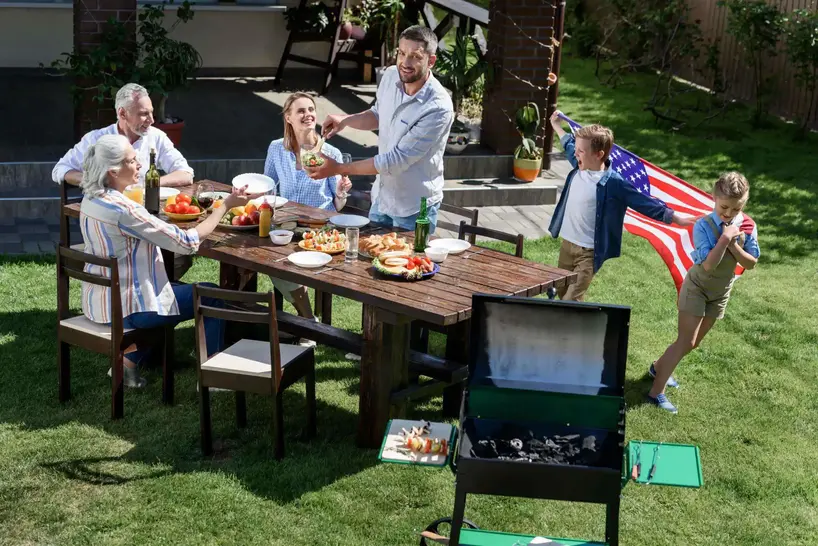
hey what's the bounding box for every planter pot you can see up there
[340,22,366,40]
[155,120,185,147]
[513,157,542,182]
[446,130,470,155]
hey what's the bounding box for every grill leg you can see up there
[448,487,468,546]
[606,496,621,546]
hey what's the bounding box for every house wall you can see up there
[0,4,334,72]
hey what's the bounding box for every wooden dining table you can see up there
[65,180,577,448]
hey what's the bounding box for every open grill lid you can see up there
[467,295,631,397]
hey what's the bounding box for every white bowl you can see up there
[424,246,449,263]
[232,173,275,194]
[251,195,288,208]
[270,230,294,245]
[287,251,332,268]
[427,238,471,255]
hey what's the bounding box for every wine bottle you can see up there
[414,197,430,252]
[145,147,161,214]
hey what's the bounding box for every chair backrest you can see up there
[457,220,525,258]
[438,203,479,243]
[342,189,372,217]
[192,285,284,388]
[56,244,124,347]
[59,180,82,246]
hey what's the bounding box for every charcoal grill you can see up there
[448,295,630,546]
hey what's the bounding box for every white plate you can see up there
[232,173,275,194]
[251,195,289,208]
[330,214,370,228]
[287,251,332,269]
[427,238,471,255]
[160,187,180,200]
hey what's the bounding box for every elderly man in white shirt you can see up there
[305,25,454,232]
[53,83,193,188]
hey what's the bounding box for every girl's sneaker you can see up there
[107,366,147,388]
[647,393,678,414]
[649,362,679,389]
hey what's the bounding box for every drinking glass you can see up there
[123,184,144,205]
[345,227,359,263]
[195,182,214,211]
[337,153,352,199]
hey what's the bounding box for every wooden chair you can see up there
[57,245,173,419]
[193,285,317,460]
[458,221,525,258]
[437,203,479,243]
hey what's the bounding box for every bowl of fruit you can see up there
[218,202,262,230]
[163,194,206,221]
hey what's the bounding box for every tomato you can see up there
[251,211,260,224]
[165,204,177,214]
[232,215,242,226]
[177,194,191,204]
[187,205,199,214]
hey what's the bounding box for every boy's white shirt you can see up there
[560,169,605,249]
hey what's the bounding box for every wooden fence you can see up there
[586,0,818,129]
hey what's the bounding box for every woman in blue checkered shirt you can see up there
[264,92,352,212]
[263,93,353,342]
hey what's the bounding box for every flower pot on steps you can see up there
[155,120,185,147]
[513,157,542,182]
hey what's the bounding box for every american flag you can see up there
[559,114,754,292]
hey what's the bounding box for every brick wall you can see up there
[72,0,137,139]
[480,0,562,160]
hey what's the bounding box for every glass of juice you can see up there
[123,184,144,205]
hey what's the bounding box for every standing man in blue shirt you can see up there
[304,25,454,233]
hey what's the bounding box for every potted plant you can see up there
[372,0,406,85]
[340,2,370,40]
[436,28,488,154]
[45,0,201,146]
[513,102,543,182]
[284,1,337,37]
[138,1,202,145]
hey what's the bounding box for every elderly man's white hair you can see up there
[114,83,150,114]
[81,134,130,198]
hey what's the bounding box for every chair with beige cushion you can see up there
[57,245,173,419]
[193,284,317,460]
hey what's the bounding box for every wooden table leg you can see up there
[443,320,470,418]
[314,290,332,325]
[357,305,410,448]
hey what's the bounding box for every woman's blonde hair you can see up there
[81,134,129,198]
[282,92,318,154]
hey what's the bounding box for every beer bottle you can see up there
[413,197,430,252]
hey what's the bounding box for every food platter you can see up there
[358,233,412,260]
[373,253,438,281]
[297,229,347,254]
[298,240,345,254]
[163,210,206,222]
[217,223,257,231]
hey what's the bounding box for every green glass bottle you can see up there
[414,197,430,252]
[145,147,161,214]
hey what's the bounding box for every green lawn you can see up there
[1,58,817,545]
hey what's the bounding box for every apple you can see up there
[251,211,260,224]
[232,215,241,226]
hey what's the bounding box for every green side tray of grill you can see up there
[458,529,607,545]
[625,441,703,488]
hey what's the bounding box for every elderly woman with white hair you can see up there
[79,134,253,387]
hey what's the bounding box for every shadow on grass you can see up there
[0,306,379,505]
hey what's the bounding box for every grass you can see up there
[1,57,818,545]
